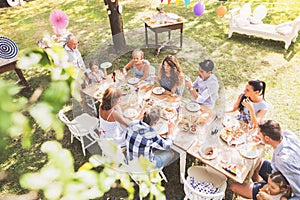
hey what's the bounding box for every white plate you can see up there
[118,84,134,95]
[127,77,140,85]
[154,121,168,134]
[185,102,201,112]
[100,62,112,69]
[199,146,218,160]
[123,108,138,118]
[152,87,165,95]
[238,143,259,159]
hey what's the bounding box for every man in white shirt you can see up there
[64,34,91,84]
[185,59,219,108]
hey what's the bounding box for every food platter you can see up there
[118,83,134,95]
[238,143,259,159]
[160,107,176,120]
[185,102,201,112]
[152,87,165,95]
[220,129,246,145]
[127,77,140,85]
[100,62,112,69]
[199,146,218,160]
[123,108,138,119]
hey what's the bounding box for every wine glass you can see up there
[246,121,254,143]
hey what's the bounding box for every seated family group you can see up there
[63,33,300,200]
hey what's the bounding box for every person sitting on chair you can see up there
[156,55,184,95]
[185,59,219,108]
[89,60,107,84]
[124,49,151,82]
[125,107,174,168]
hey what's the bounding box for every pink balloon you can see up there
[194,1,205,16]
[49,10,69,29]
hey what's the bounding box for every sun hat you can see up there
[199,59,214,72]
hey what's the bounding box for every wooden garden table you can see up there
[0,57,29,88]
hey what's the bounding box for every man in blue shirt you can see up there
[231,120,300,200]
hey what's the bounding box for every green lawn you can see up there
[0,0,300,197]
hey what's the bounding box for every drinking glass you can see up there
[246,122,254,143]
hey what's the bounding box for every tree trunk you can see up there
[104,0,126,52]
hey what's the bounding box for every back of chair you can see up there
[181,172,226,200]
[58,110,81,137]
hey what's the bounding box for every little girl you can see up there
[123,49,151,82]
[89,60,107,83]
[257,171,292,200]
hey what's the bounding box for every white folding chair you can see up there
[58,110,99,156]
[181,166,227,200]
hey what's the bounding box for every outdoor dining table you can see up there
[81,75,265,185]
[187,121,264,184]
[81,74,214,183]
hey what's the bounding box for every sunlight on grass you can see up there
[0,0,299,197]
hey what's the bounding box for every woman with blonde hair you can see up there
[99,88,129,146]
[124,49,151,82]
[157,55,184,95]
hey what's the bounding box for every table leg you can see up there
[180,26,183,48]
[14,68,29,88]
[155,32,158,47]
[145,24,149,48]
[172,145,186,184]
[168,30,171,41]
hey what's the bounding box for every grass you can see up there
[0,0,300,198]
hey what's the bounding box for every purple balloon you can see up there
[194,1,205,16]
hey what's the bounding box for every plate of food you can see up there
[152,87,165,95]
[160,107,176,119]
[220,129,246,145]
[118,84,134,95]
[93,91,103,99]
[127,77,140,85]
[238,143,259,159]
[123,108,138,119]
[100,62,112,69]
[148,20,157,25]
[143,98,154,108]
[199,146,218,160]
[185,102,201,112]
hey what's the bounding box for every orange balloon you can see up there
[216,5,227,17]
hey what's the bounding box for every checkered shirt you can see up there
[125,120,173,162]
